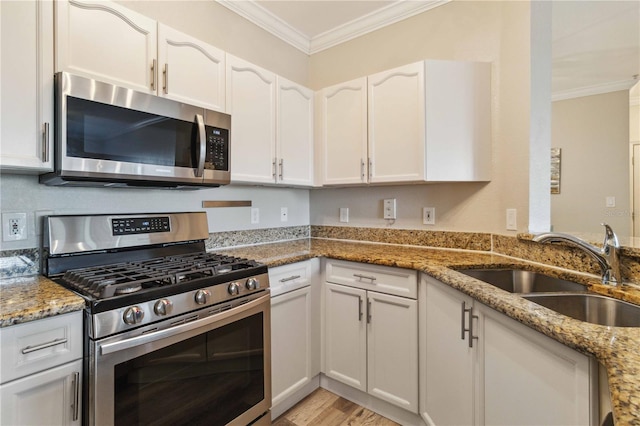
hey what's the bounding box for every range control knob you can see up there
[194,289,211,305]
[228,282,240,296]
[123,306,144,325]
[245,278,259,290]
[154,299,173,316]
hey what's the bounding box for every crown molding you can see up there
[217,0,311,53]
[552,78,639,102]
[309,0,449,54]
[217,0,450,55]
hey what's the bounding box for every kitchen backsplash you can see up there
[2,226,640,284]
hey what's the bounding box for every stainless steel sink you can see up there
[457,269,587,293]
[522,293,640,327]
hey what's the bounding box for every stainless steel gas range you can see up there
[42,212,271,426]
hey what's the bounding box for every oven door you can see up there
[89,293,271,426]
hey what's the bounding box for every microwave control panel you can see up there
[204,127,229,171]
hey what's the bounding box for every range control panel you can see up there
[112,216,170,235]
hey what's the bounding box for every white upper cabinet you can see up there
[319,60,491,186]
[0,0,54,172]
[423,60,492,181]
[55,0,157,93]
[276,77,314,186]
[368,62,426,183]
[157,24,225,111]
[227,55,314,187]
[319,78,368,185]
[226,54,277,184]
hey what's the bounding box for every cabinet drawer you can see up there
[0,311,83,384]
[269,261,312,297]
[325,259,417,299]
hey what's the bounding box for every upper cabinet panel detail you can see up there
[55,0,157,93]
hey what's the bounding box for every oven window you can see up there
[114,313,265,425]
[66,97,195,168]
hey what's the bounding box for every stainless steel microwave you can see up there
[40,72,231,189]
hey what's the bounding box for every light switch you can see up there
[606,196,616,208]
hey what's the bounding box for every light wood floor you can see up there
[273,388,400,426]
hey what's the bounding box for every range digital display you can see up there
[112,217,170,236]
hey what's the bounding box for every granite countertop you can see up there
[0,275,85,327]
[2,238,638,423]
[218,238,640,425]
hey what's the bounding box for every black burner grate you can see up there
[61,253,257,299]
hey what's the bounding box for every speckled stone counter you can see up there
[217,238,640,425]
[0,275,85,327]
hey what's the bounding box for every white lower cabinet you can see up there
[324,260,418,413]
[420,275,596,426]
[269,260,321,418]
[0,360,82,426]
[0,311,83,425]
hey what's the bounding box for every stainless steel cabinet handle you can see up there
[21,337,68,354]
[278,158,284,180]
[360,159,365,181]
[272,159,277,179]
[163,63,168,94]
[353,273,376,282]
[368,157,372,180]
[71,371,80,421]
[367,298,372,323]
[358,297,363,321]
[42,122,50,162]
[468,309,479,348]
[279,275,301,283]
[461,302,471,340]
[151,59,157,91]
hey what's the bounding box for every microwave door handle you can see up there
[195,114,206,178]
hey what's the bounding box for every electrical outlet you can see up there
[280,207,288,222]
[3,212,27,241]
[423,207,435,225]
[383,199,396,219]
[250,208,259,224]
[606,196,616,208]
[506,208,517,231]
[339,207,349,223]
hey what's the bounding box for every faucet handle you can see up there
[600,223,620,249]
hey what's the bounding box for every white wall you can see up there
[551,91,630,234]
[310,1,532,233]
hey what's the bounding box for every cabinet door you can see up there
[424,60,491,181]
[0,360,82,426]
[324,283,367,392]
[271,286,313,406]
[320,78,368,185]
[0,0,53,172]
[421,276,476,426]
[55,0,157,93]
[479,304,593,426]
[367,291,418,413]
[158,24,225,112]
[368,62,425,183]
[226,54,277,184]
[276,77,314,187]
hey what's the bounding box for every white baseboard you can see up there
[271,375,321,420]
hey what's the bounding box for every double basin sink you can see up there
[457,268,640,327]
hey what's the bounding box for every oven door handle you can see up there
[100,293,269,356]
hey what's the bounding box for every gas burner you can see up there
[115,285,142,295]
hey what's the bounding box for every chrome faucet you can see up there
[533,223,621,285]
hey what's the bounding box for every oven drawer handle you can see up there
[21,337,68,354]
[99,292,270,356]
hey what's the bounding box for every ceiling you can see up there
[217,0,640,99]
